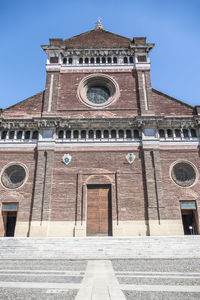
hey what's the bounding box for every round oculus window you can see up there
[171,161,197,187]
[1,164,27,189]
[77,74,119,108]
[87,86,110,104]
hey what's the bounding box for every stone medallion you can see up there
[126,153,136,164]
[62,153,72,165]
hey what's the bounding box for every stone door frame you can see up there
[74,171,119,237]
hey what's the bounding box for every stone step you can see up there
[0,236,199,259]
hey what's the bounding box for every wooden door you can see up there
[87,185,112,236]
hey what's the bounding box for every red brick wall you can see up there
[2,92,44,119]
[153,90,193,117]
[160,148,200,220]
[50,148,146,222]
[0,150,36,223]
[64,29,131,48]
[56,71,139,118]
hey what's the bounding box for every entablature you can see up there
[1,116,200,130]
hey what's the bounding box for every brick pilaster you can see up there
[30,149,54,222]
[143,149,165,225]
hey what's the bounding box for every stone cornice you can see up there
[43,47,136,57]
[0,116,200,130]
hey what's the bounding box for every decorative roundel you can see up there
[1,164,27,189]
[87,86,110,104]
[77,74,120,108]
[171,161,197,187]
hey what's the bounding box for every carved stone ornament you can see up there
[126,153,136,164]
[62,154,72,165]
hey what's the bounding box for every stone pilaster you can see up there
[42,71,60,116]
[136,70,154,116]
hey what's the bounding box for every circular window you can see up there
[87,86,110,104]
[77,74,119,108]
[1,164,27,189]
[171,161,197,187]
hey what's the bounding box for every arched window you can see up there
[96,130,101,139]
[108,57,111,64]
[58,130,64,139]
[111,130,116,138]
[129,57,134,63]
[167,129,173,138]
[1,130,7,139]
[124,57,128,64]
[9,131,14,139]
[90,57,94,64]
[159,129,165,138]
[126,129,132,139]
[102,57,106,64]
[17,131,23,139]
[32,131,38,140]
[85,57,89,64]
[79,57,83,64]
[66,130,71,139]
[96,57,100,64]
[103,130,109,138]
[119,129,124,138]
[81,130,86,139]
[183,129,189,138]
[63,58,67,64]
[134,129,139,139]
[89,130,94,139]
[68,58,73,64]
[113,57,117,64]
[25,131,30,139]
[191,129,197,138]
[175,129,181,138]
[50,57,58,64]
[73,130,79,139]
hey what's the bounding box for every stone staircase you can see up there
[0,236,199,259]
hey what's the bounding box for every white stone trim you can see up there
[0,143,37,148]
[135,63,151,70]
[47,65,135,72]
[142,72,148,110]
[48,74,54,112]
[54,141,141,148]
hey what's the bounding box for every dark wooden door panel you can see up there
[87,185,112,236]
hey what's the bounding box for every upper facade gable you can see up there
[1,91,44,119]
[153,89,194,117]
[1,25,197,122]
[63,28,132,48]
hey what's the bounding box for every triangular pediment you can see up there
[64,28,131,48]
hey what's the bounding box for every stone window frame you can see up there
[0,162,28,191]
[169,160,198,189]
[77,74,120,109]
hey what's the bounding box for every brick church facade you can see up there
[0,22,200,237]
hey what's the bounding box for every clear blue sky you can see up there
[1,0,200,109]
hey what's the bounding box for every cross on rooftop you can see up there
[95,17,104,30]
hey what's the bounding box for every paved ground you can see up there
[0,259,199,299]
